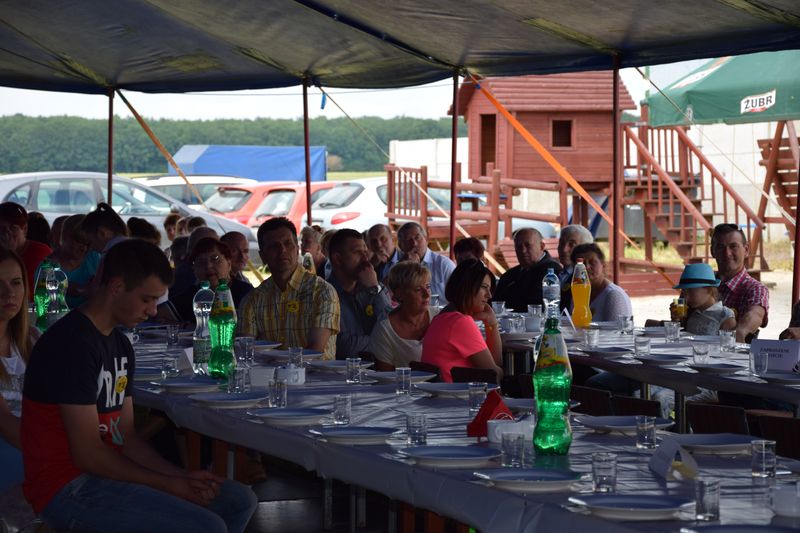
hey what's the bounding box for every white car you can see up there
[140,174,258,209]
[310,176,556,238]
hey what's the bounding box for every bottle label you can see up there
[211,296,234,316]
[537,334,568,370]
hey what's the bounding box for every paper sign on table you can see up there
[649,437,698,481]
[179,347,193,371]
[467,390,513,438]
[750,339,800,372]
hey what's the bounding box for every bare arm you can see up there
[306,327,332,353]
[736,305,765,342]
[471,304,502,365]
[779,327,800,340]
[467,349,504,382]
[60,399,220,506]
[0,396,20,448]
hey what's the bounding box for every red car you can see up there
[204,181,336,233]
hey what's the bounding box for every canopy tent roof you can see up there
[2,1,800,94]
[646,50,800,126]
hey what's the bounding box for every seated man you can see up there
[453,237,485,265]
[239,217,340,359]
[779,301,800,339]
[393,222,455,304]
[366,223,400,280]
[20,239,256,533]
[711,223,769,342]
[493,228,561,312]
[327,229,392,359]
[300,225,327,278]
[220,231,253,286]
[557,224,593,311]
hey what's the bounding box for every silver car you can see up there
[0,171,258,251]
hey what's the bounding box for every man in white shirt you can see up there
[392,222,455,304]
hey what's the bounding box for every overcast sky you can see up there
[0,66,698,122]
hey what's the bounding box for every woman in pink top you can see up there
[421,259,504,382]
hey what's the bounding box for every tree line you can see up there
[0,114,466,174]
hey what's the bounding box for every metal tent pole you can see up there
[612,56,622,283]
[449,72,460,259]
[303,79,313,227]
[107,89,115,203]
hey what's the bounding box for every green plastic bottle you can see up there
[533,314,573,455]
[32,259,54,331]
[207,280,237,378]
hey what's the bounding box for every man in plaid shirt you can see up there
[711,223,769,342]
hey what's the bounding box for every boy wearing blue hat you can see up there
[671,263,736,335]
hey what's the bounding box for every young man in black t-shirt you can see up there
[21,239,257,532]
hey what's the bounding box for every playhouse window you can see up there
[552,120,573,147]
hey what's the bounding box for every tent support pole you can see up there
[794,163,800,305]
[612,56,622,284]
[303,79,313,227]
[107,89,115,204]
[449,71,460,259]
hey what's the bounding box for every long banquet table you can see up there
[134,363,800,533]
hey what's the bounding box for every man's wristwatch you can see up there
[368,285,383,296]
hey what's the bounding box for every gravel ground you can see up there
[630,269,794,339]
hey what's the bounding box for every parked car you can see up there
[140,174,258,209]
[309,177,556,237]
[205,181,336,235]
[0,171,258,250]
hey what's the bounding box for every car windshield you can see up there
[206,188,251,213]
[100,181,174,216]
[312,184,364,209]
[253,190,296,218]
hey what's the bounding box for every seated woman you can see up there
[169,238,253,324]
[0,248,39,492]
[46,214,100,308]
[368,262,432,370]
[570,243,632,322]
[421,259,503,383]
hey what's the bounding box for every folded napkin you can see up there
[467,390,513,438]
[649,436,699,480]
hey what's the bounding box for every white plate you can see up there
[501,332,537,341]
[504,398,536,413]
[366,370,436,383]
[581,347,632,357]
[257,349,325,361]
[306,360,373,373]
[568,494,692,521]
[635,354,687,366]
[188,391,267,408]
[687,363,742,375]
[413,382,499,399]
[758,372,800,385]
[639,326,667,337]
[399,446,501,468]
[576,415,673,433]
[473,468,581,493]
[310,426,398,445]
[248,407,330,426]
[252,340,283,351]
[159,377,221,393]
[134,367,163,381]
[685,334,720,343]
[590,321,620,330]
[670,433,755,455]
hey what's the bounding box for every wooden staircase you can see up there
[622,120,767,278]
[753,120,799,251]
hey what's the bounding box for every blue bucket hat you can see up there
[673,263,720,290]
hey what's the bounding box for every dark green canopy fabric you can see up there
[647,50,800,126]
[1,0,800,94]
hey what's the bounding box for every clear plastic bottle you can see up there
[570,259,592,328]
[542,267,560,319]
[192,281,214,374]
[208,280,237,378]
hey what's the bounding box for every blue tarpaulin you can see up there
[168,145,327,182]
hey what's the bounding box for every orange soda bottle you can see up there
[571,258,592,328]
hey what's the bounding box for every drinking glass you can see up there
[395,367,411,396]
[161,355,179,381]
[692,344,710,365]
[695,478,720,520]
[288,346,303,367]
[526,305,543,331]
[673,297,687,319]
[634,336,651,357]
[719,329,736,352]
[618,315,634,335]
[345,357,362,384]
[751,440,777,478]
[491,301,506,316]
[406,413,427,445]
[227,365,248,394]
[333,394,352,425]
[752,351,769,376]
[429,294,440,307]
[584,326,600,348]
[664,321,681,343]
[468,382,487,416]
[635,415,656,449]
[509,315,525,333]
[166,324,180,348]
[269,378,288,408]
[501,432,525,467]
[592,452,617,493]
[237,336,255,366]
